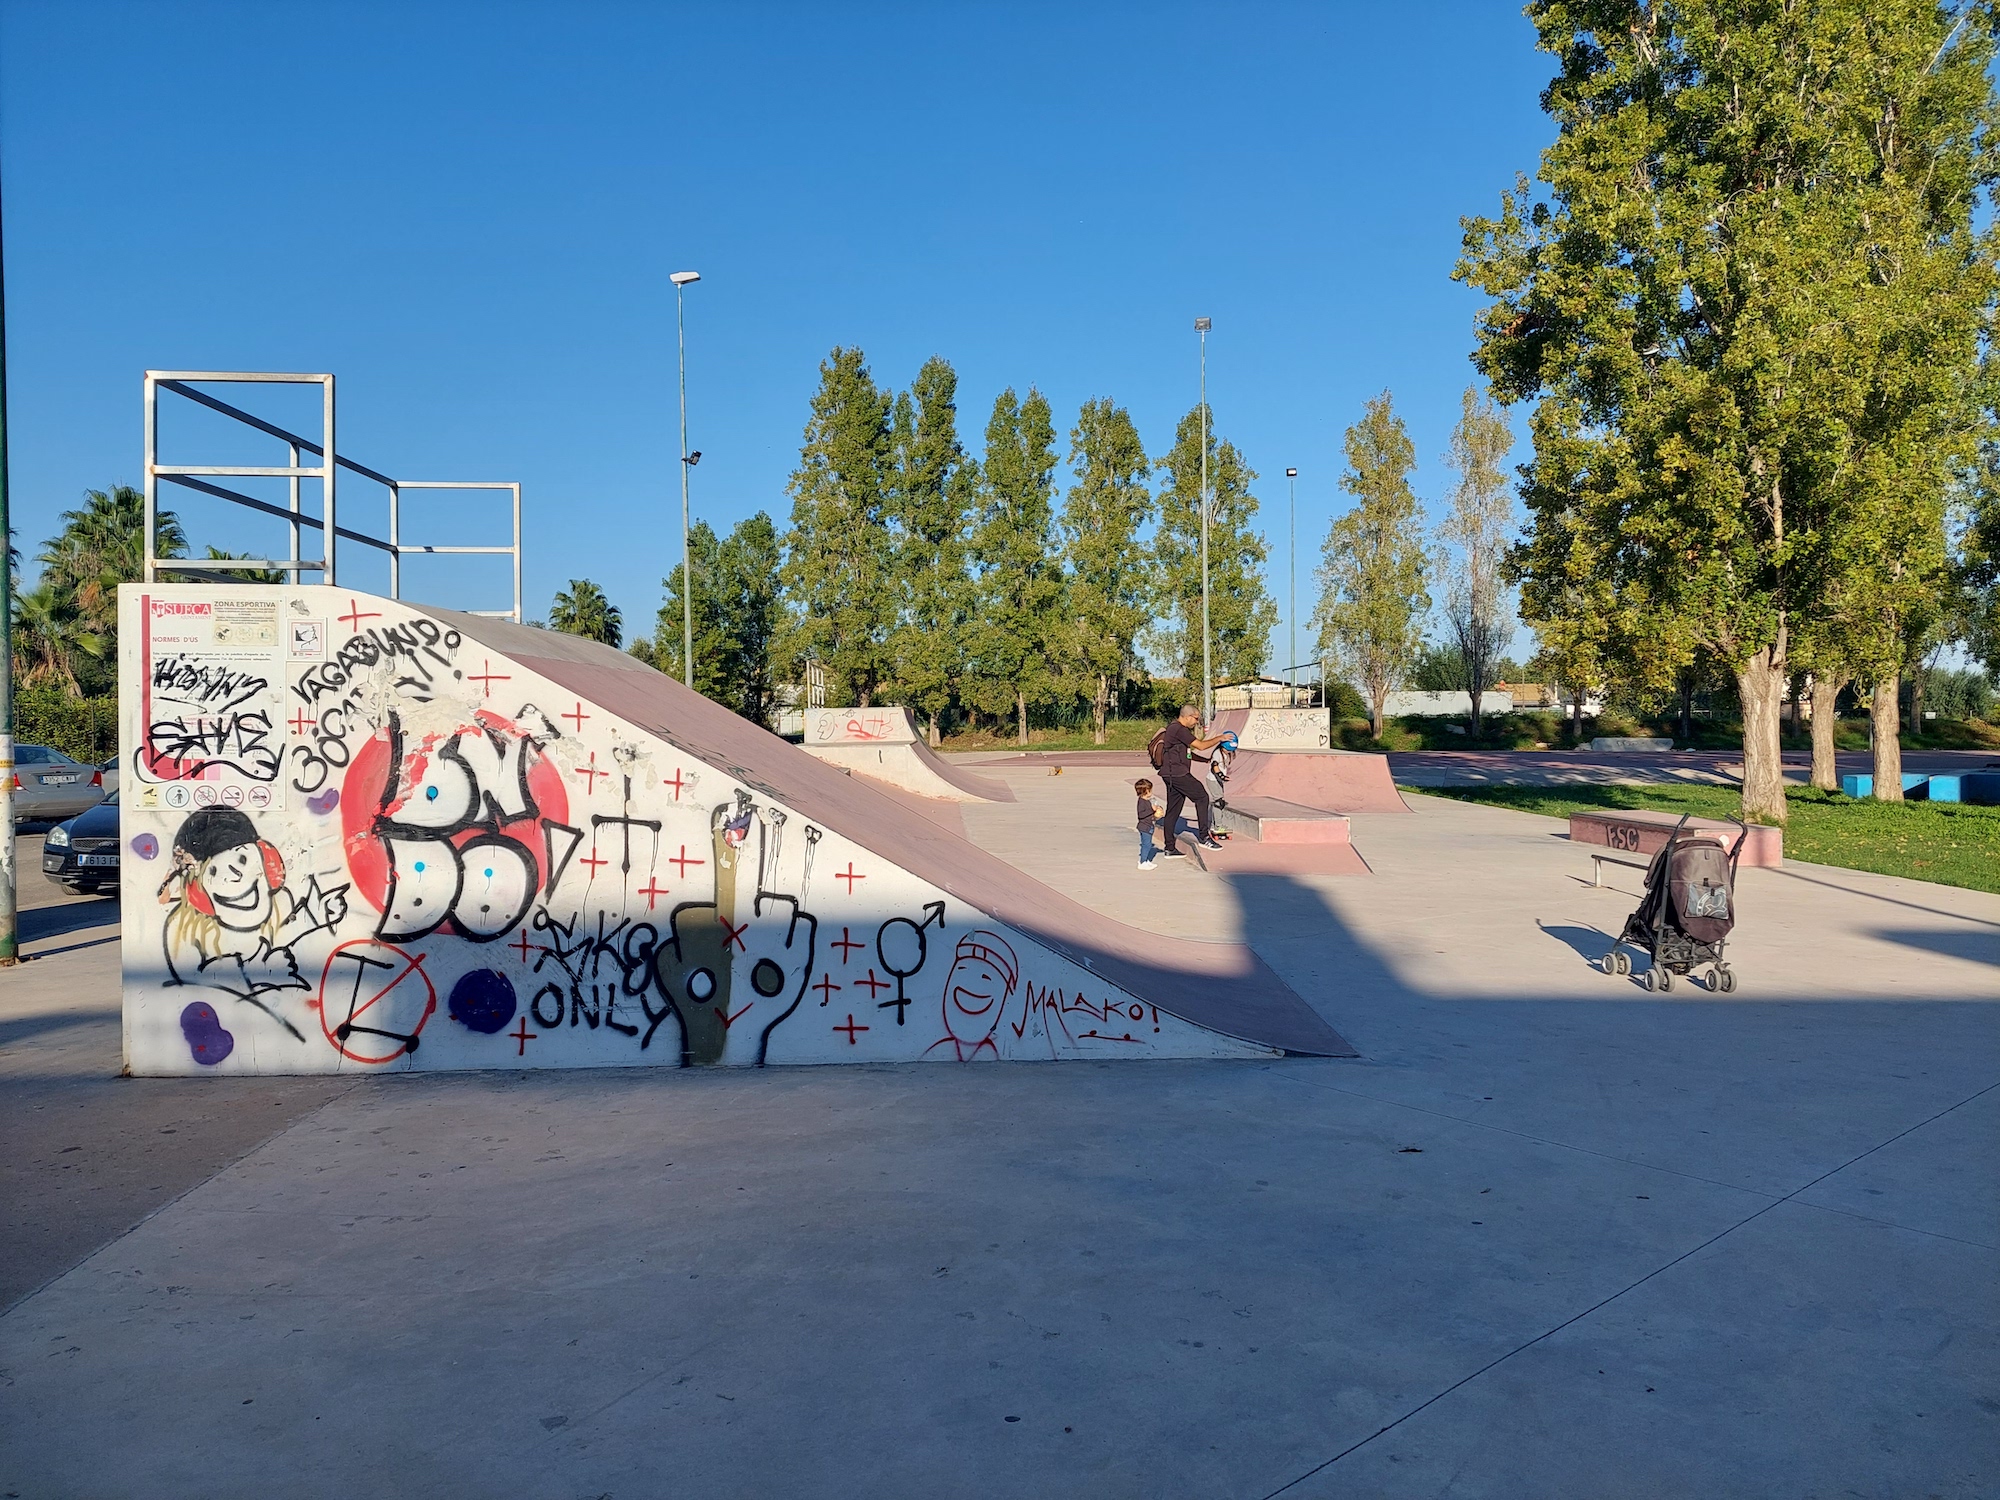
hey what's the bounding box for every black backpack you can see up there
[1147,727,1169,770]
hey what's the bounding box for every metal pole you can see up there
[1198,321,1212,722]
[388,483,400,599]
[1287,467,1298,703]
[677,281,693,685]
[288,441,301,566]
[322,375,337,587]
[0,172,15,963]
[144,377,157,584]
[511,482,523,624]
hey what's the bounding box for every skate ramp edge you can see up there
[804,740,1016,804]
[116,583,1348,1077]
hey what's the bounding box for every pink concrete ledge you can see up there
[1214,796,1353,844]
[1568,808,1781,867]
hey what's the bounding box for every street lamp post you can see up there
[1195,317,1212,721]
[1286,467,1298,705]
[671,270,701,686]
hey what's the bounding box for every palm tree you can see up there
[172,547,285,584]
[12,584,95,693]
[548,579,622,646]
[39,485,187,640]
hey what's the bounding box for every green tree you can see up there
[548,579,622,646]
[1150,405,1275,692]
[779,348,895,705]
[1458,1,1998,822]
[968,388,1063,744]
[1059,398,1155,744]
[1436,386,1518,736]
[1314,392,1431,738]
[11,584,91,694]
[642,514,784,724]
[885,357,976,744]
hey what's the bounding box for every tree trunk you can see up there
[1677,673,1693,744]
[1469,688,1483,740]
[1786,672,1805,739]
[1906,671,1924,735]
[1092,674,1108,746]
[1871,674,1903,802]
[1735,645,1788,824]
[1015,690,1027,746]
[1570,686,1584,743]
[1809,674,1847,792]
[927,713,941,749]
[1370,688,1386,741]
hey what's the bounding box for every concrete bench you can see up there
[1568,807,1780,867]
[1839,772,1931,798]
[1211,795,1352,845]
[1963,772,2000,806]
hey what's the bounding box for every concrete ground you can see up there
[1,786,1995,1499]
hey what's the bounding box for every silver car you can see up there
[12,745,107,824]
[98,756,120,799]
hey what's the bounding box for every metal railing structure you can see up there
[143,371,523,621]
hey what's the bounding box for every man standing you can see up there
[1156,704,1227,856]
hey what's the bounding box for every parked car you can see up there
[42,794,120,893]
[12,745,107,824]
[98,756,120,799]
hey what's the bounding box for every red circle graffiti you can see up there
[317,938,437,1064]
[340,710,570,924]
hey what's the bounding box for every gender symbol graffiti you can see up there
[341,708,580,944]
[873,902,945,1024]
[652,792,819,1067]
[158,806,349,1042]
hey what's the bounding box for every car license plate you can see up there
[77,855,118,868]
[44,774,80,785]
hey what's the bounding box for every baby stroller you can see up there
[1600,814,1745,993]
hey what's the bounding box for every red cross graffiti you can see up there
[578,846,608,879]
[339,599,382,633]
[812,975,841,1005]
[508,931,538,963]
[831,927,863,963]
[854,969,889,1000]
[574,752,611,794]
[510,1017,537,1056]
[668,844,705,877]
[836,863,865,893]
[718,915,750,952]
[287,709,316,737]
[661,768,687,800]
[561,701,590,733]
[638,878,669,910]
[466,660,511,698]
[715,1002,753,1030]
[833,1015,869,1044]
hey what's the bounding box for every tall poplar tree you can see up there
[1151,405,1276,691]
[642,514,784,725]
[885,356,975,744]
[1458,1,1998,823]
[968,388,1063,743]
[1436,386,1518,736]
[1315,392,1431,739]
[1060,399,1155,743]
[779,348,895,706]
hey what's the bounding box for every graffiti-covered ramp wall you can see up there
[120,584,1352,1076]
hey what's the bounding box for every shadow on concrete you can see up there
[1768,867,2000,927]
[1870,927,2000,967]
[20,899,119,944]
[0,1007,116,1049]
[1536,921,1620,970]
[1220,871,1406,1035]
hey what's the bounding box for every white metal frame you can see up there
[143,371,522,622]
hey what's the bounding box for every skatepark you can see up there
[2,580,1994,1496]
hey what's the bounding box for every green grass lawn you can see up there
[1410,782,2000,895]
[939,719,1163,754]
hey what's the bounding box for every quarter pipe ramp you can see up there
[118,585,1352,1075]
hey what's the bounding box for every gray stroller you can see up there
[1600,813,1745,993]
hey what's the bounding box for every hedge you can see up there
[14,686,120,764]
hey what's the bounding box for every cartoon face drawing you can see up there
[934,931,1019,1060]
[199,838,277,931]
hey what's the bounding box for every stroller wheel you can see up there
[1601,952,1621,976]
[1718,968,1737,994]
[1642,966,1659,993]
[1659,967,1674,993]
[1617,952,1632,976]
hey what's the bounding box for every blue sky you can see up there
[2,1,1553,665]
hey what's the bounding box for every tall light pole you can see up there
[671,270,701,686]
[1195,317,1212,721]
[1286,467,1298,704]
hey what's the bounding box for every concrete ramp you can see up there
[802,706,1014,803]
[117,584,1351,1076]
[1212,709,1410,815]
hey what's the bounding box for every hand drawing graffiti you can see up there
[652,792,819,1067]
[927,930,1020,1061]
[159,806,350,1041]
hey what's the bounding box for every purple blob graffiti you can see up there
[131,833,160,860]
[179,1001,235,1065]
[307,788,341,816]
[447,968,518,1035]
